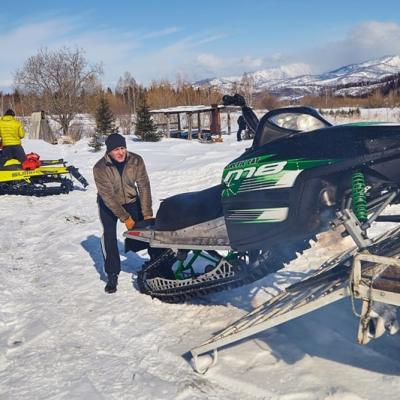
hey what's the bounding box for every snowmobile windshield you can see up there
[269,112,328,132]
[252,106,332,149]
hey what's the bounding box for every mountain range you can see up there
[195,55,400,99]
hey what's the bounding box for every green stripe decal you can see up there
[222,155,336,197]
[227,207,289,223]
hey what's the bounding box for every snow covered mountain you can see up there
[196,55,400,98]
[195,63,312,93]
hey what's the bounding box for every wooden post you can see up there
[227,108,231,135]
[210,104,221,139]
[177,113,181,132]
[166,113,170,138]
[188,112,193,140]
[197,112,202,140]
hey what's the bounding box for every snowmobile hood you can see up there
[341,121,400,127]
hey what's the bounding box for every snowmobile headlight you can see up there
[297,114,324,131]
[270,113,326,132]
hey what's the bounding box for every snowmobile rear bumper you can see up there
[124,217,230,250]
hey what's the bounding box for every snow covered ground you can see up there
[1,130,400,400]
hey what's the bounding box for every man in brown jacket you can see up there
[93,133,153,293]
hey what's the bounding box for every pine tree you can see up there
[135,90,161,142]
[88,134,103,151]
[89,95,118,151]
[95,95,118,135]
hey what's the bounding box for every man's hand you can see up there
[124,216,135,230]
[143,215,153,220]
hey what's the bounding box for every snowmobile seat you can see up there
[155,184,223,231]
[134,218,156,229]
[0,158,22,170]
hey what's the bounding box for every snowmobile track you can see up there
[137,236,315,303]
[0,177,74,196]
[137,225,400,303]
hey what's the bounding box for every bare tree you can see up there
[115,71,139,114]
[115,71,139,134]
[240,72,255,106]
[14,47,103,135]
[254,89,280,110]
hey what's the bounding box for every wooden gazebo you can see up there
[150,104,233,141]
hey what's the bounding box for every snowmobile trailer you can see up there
[125,94,400,303]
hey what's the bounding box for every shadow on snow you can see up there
[80,234,147,283]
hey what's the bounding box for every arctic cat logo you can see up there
[223,161,287,184]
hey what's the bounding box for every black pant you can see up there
[98,196,143,276]
[1,145,26,164]
[237,128,244,141]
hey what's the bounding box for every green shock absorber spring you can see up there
[351,171,368,222]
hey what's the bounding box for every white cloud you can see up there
[196,53,224,69]
[3,14,400,92]
[0,14,224,91]
[349,21,400,48]
[141,26,181,39]
[0,15,141,91]
[270,53,285,62]
[191,34,228,47]
[239,56,263,69]
[119,34,230,84]
[298,21,400,72]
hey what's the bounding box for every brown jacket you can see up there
[93,151,153,221]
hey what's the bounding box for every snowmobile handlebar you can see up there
[222,94,247,107]
[222,93,259,135]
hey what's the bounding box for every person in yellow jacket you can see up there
[0,109,26,165]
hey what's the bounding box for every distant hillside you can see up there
[195,55,400,99]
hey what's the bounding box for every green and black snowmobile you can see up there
[125,94,400,303]
[0,152,88,196]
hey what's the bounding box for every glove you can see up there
[143,215,153,220]
[124,216,135,230]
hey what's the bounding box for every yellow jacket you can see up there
[0,115,25,146]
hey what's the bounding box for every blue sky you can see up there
[1,0,400,91]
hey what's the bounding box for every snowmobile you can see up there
[125,93,400,303]
[0,151,88,196]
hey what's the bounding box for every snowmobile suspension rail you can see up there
[191,276,351,374]
[190,228,400,373]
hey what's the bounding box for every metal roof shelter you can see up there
[150,104,233,141]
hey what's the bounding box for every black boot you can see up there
[104,274,118,294]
